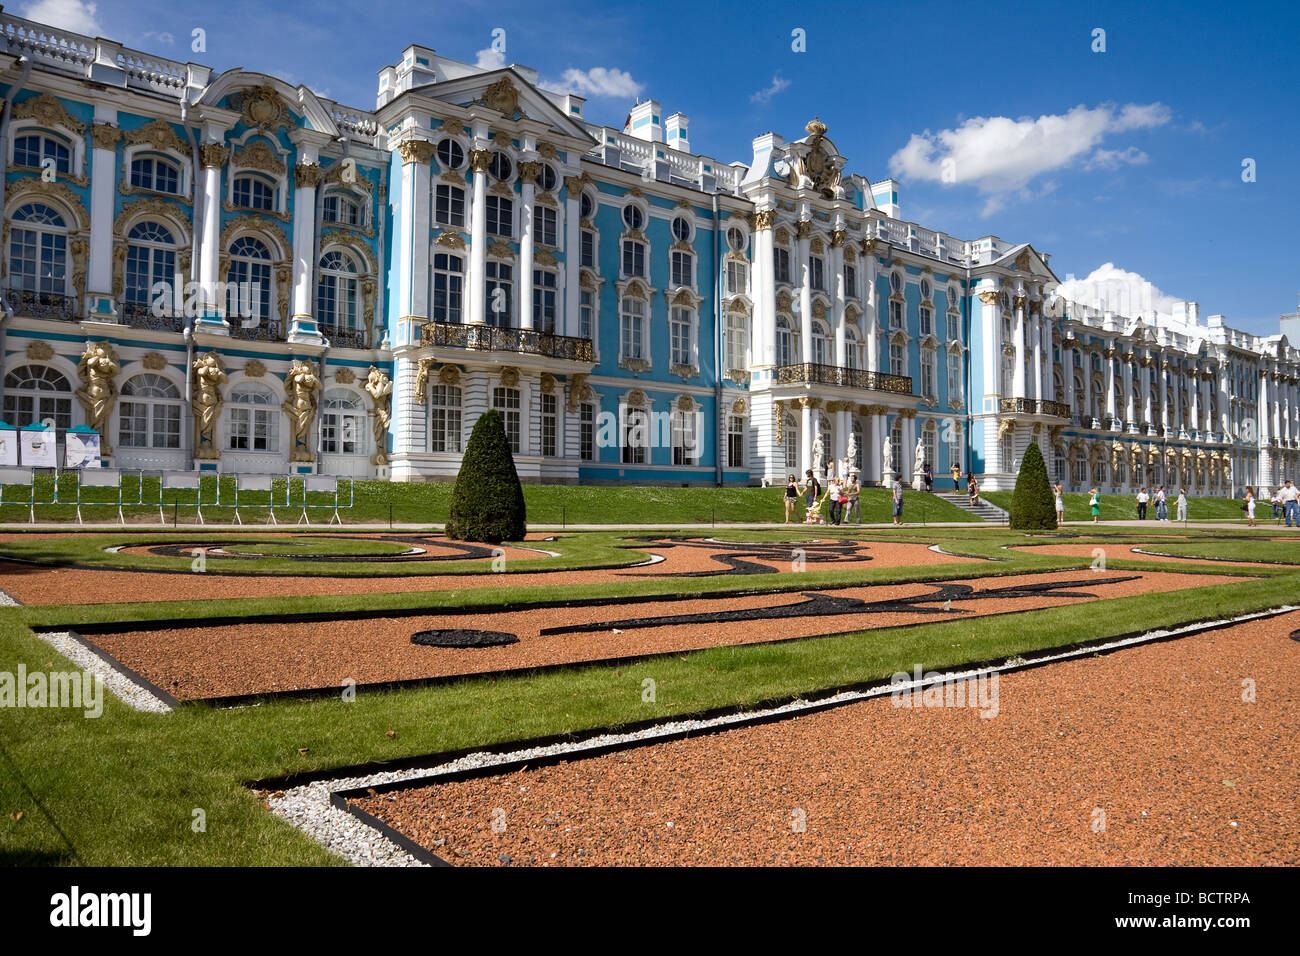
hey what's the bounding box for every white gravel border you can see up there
[0,588,19,607]
[268,603,1299,866]
[32,631,173,714]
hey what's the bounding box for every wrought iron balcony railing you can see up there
[326,325,368,349]
[421,320,595,363]
[999,397,1072,418]
[775,362,912,395]
[4,288,79,321]
[228,319,284,342]
[120,301,186,332]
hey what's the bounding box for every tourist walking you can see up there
[1244,487,1257,528]
[802,469,820,512]
[923,463,933,493]
[827,475,843,525]
[1136,487,1149,520]
[1176,487,1188,522]
[1155,485,1168,521]
[892,476,905,525]
[1281,479,1299,527]
[1089,488,1101,523]
[951,463,961,491]
[784,474,799,524]
[967,474,980,507]
[1270,488,1281,520]
[1053,483,1064,525]
[845,475,861,523]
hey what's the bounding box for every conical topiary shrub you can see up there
[445,409,526,543]
[1009,441,1057,530]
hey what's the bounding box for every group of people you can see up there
[1242,479,1298,528]
[1133,486,1186,522]
[785,469,862,525]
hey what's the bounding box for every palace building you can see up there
[2,9,1298,494]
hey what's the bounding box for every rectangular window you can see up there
[533,270,557,334]
[889,299,904,330]
[809,256,825,291]
[432,254,463,323]
[844,265,857,298]
[671,251,693,287]
[728,416,745,468]
[921,352,936,397]
[429,385,462,453]
[486,196,513,237]
[579,290,594,340]
[493,387,521,453]
[670,307,693,368]
[621,298,645,359]
[536,206,558,247]
[672,411,696,466]
[485,261,512,327]
[622,239,645,277]
[622,409,647,465]
[890,342,905,377]
[580,403,594,461]
[541,393,557,457]
[435,184,465,227]
[581,230,595,268]
[773,247,790,285]
[726,260,748,296]
[920,306,933,337]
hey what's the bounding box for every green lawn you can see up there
[0,475,980,526]
[982,490,1248,523]
[2,525,1296,866]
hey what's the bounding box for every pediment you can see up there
[407,68,594,146]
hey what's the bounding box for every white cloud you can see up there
[475,47,506,70]
[1055,262,1182,318]
[750,73,790,105]
[1084,146,1149,171]
[888,102,1171,216]
[20,0,101,35]
[546,66,643,99]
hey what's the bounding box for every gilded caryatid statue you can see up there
[192,353,227,459]
[283,359,322,462]
[364,366,392,466]
[788,117,842,199]
[75,341,120,453]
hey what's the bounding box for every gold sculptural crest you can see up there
[283,360,322,462]
[76,342,120,453]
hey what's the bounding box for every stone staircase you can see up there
[936,492,1009,523]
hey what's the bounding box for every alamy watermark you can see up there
[1,665,103,718]
[149,275,262,328]
[890,666,1000,718]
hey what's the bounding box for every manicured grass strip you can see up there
[982,490,1249,523]
[2,571,1296,865]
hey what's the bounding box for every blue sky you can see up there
[25,0,1300,333]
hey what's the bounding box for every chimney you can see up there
[625,99,662,143]
[665,112,689,151]
[1187,301,1200,325]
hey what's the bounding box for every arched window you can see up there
[232,174,275,211]
[322,193,360,226]
[320,388,364,455]
[725,311,748,372]
[119,374,181,448]
[125,221,176,311]
[670,306,694,368]
[428,383,462,453]
[317,249,360,342]
[811,320,829,366]
[2,364,72,428]
[776,315,795,367]
[14,133,70,174]
[227,236,273,330]
[432,253,463,323]
[227,382,278,452]
[9,203,68,294]
[130,155,180,194]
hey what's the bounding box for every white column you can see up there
[289,158,322,343]
[1081,353,1092,421]
[1104,345,1116,421]
[1201,374,1213,434]
[1012,296,1026,399]
[1190,369,1201,434]
[563,177,582,338]
[1140,358,1153,425]
[1158,359,1171,433]
[752,211,776,368]
[1064,343,1076,413]
[865,410,881,483]
[863,245,880,372]
[796,224,812,363]
[518,159,537,331]
[1040,316,1054,402]
[800,401,813,476]
[979,287,1001,404]
[87,112,119,318]
[196,140,228,331]
[395,140,433,324]
[1030,311,1044,401]
[831,236,846,367]
[1123,357,1135,426]
[1259,369,1271,445]
[1217,357,1231,439]
[467,145,490,325]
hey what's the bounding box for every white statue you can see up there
[811,434,825,481]
[914,436,925,470]
[846,431,857,474]
[881,433,893,478]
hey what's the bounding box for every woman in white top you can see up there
[1053,483,1064,525]
[1176,487,1188,522]
[1244,487,1257,528]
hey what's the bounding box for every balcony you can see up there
[326,325,369,350]
[421,320,594,363]
[120,301,185,333]
[776,362,912,395]
[999,398,1072,418]
[5,288,79,321]
[228,319,284,342]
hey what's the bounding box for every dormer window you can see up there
[436,138,464,171]
[579,192,595,219]
[671,215,691,242]
[726,226,747,254]
[622,203,645,231]
[536,164,558,192]
[920,277,932,300]
[488,151,512,181]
